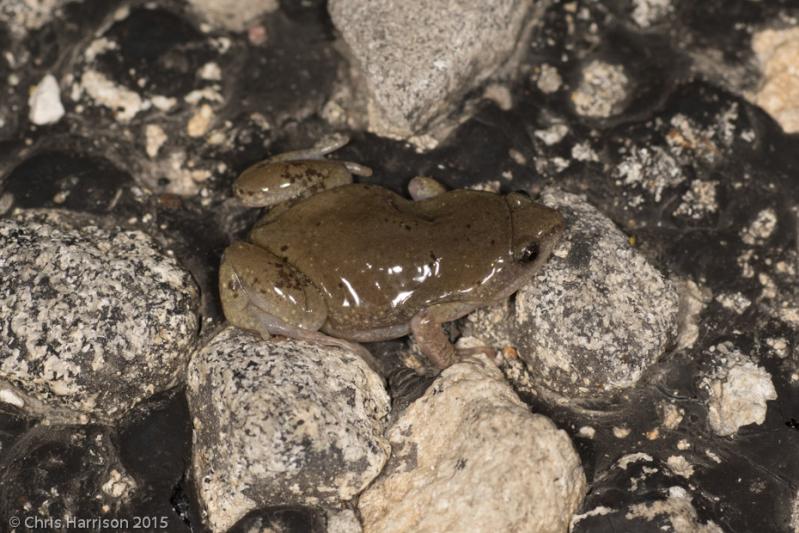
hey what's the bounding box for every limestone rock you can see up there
[751,27,799,134]
[699,342,777,437]
[358,354,585,533]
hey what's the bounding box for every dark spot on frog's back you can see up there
[568,239,592,269]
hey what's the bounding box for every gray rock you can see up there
[358,354,586,533]
[329,0,545,138]
[0,209,199,422]
[187,327,390,533]
[466,188,679,397]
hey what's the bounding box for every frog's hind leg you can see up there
[220,242,381,373]
[251,311,383,375]
[408,176,447,201]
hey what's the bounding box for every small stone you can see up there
[674,279,710,351]
[535,123,569,145]
[145,124,167,158]
[631,0,671,28]
[700,342,777,437]
[571,142,599,162]
[751,27,799,133]
[186,103,214,137]
[535,63,562,94]
[329,0,543,137]
[571,60,629,118]
[658,401,685,430]
[673,180,719,220]
[198,62,222,81]
[358,354,586,533]
[666,455,694,478]
[479,188,679,397]
[615,146,685,203]
[80,70,143,122]
[0,209,199,422]
[187,0,278,31]
[188,327,390,532]
[613,426,632,439]
[28,74,65,125]
[740,208,777,245]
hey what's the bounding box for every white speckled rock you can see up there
[358,354,585,533]
[188,327,390,533]
[699,342,777,437]
[467,188,679,398]
[0,209,199,422]
[328,0,546,138]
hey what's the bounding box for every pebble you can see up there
[28,74,65,125]
[751,27,799,133]
[187,0,279,31]
[571,60,630,118]
[700,342,777,437]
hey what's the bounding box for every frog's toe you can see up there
[454,337,499,362]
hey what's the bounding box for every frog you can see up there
[220,135,564,370]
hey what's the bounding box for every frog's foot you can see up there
[410,308,457,370]
[269,132,351,162]
[454,337,499,361]
[231,293,382,374]
[343,161,373,177]
[260,316,383,375]
[408,176,447,201]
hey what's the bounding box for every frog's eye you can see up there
[519,242,539,263]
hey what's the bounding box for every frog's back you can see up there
[249,184,511,336]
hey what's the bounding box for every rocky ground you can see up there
[0,0,798,532]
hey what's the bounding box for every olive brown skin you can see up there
[220,140,564,369]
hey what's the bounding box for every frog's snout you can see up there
[509,201,565,263]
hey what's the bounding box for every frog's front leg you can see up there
[220,242,382,372]
[410,301,486,369]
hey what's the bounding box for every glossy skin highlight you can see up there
[220,140,564,369]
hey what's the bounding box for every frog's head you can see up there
[506,192,565,270]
